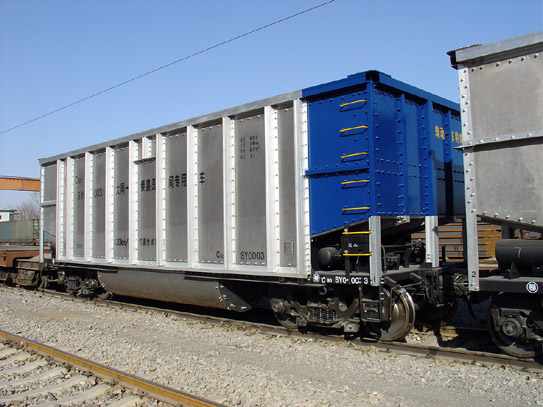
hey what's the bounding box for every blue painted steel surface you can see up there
[303,71,463,236]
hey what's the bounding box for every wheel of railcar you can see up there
[269,287,300,330]
[96,289,113,300]
[418,299,458,326]
[273,311,299,330]
[38,273,48,290]
[488,293,542,358]
[364,287,415,341]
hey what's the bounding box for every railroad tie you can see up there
[36,383,111,407]
[0,366,67,389]
[0,348,17,359]
[109,395,144,407]
[0,374,89,403]
[0,358,48,377]
[0,351,32,368]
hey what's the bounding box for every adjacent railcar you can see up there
[38,70,463,340]
[449,31,543,357]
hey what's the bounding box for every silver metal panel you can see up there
[156,134,166,266]
[39,92,311,277]
[467,52,542,140]
[294,99,311,276]
[165,132,188,262]
[105,148,114,262]
[129,141,139,263]
[187,125,199,267]
[236,113,266,266]
[97,270,227,308]
[454,31,543,66]
[84,152,92,261]
[198,123,224,264]
[138,160,156,261]
[73,156,85,257]
[457,65,480,291]
[113,147,129,259]
[43,206,56,241]
[223,117,236,270]
[458,41,543,229]
[41,163,58,261]
[278,106,297,267]
[43,164,57,204]
[92,152,106,258]
[424,216,439,267]
[65,158,74,259]
[265,106,280,272]
[39,167,45,262]
[369,216,382,286]
[453,34,543,290]
[57,159,66,260]
[474,140,543,226]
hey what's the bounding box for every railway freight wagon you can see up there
[449,31,543,357]
[39,70,463,341]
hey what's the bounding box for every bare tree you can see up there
[16,192,40,220]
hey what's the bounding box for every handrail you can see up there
[341,179,369,185]
[339,125,368,133]
[340,152,369,159]
[339,99,367,108]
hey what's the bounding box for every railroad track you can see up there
[31,287,542,372]
[0,329,224,407]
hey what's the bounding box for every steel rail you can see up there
[370,340,542,371]
[34,288,543,371]
[0,329,225,407]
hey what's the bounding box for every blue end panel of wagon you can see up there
[303,71,463,236]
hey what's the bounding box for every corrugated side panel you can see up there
[42,163,57,245]
[138,160,156,261]
[92,152,106,259]
[73,157,85,257]
[278,106,297,267]
[165,132,188,262]
[235,112,267,266]
[198,122,224,264]
[40,95,311,278]
[113,147,129,259]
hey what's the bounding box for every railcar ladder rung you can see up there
[339,99,367,108]
[342,206,370,211]
[340,125,368,133]
[341,179,369,185]
[340,151,369,159]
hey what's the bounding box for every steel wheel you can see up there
[38,272,49,290]
[488,294,542,358]
[269,287,300,330]
[418,300,458,326]
[364,287,415,341]
[273,311,299,330]
[97,289,113,300]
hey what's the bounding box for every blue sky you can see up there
[1,0,542,208]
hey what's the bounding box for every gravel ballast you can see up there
[0,286,541,407]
